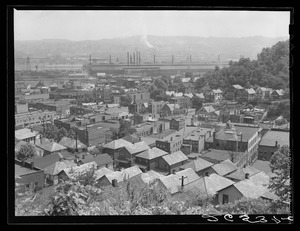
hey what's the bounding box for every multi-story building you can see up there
[169,96,190,109]
[15,110,57,127]
[102,85,112,103]
[150,101,165,118]
[170,118,185,131]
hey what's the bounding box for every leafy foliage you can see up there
[16,143,37,161]
[120,94,132,107]
[269,146,291,204]
[266,99,290,121]
[191,96,203,111]
[114,119,137,139]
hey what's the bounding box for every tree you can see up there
[153,78,168,91]
[269,146,291,204]
[191,96,203,111]
[58,127,68,142]
[118,119,137,138]
[120,94,132,106]
[44,124,60,142]
[16,143,37,161]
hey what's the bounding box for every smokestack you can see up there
[190,54,192,63]
[154,54,156,64]
[139,52,141,66]
[172,55,174,64]
[133,52,135,65]
[112,179,118,187]
[136,51,138,65]
[130,55,132,64]
[109,55,111,64]
[127,52,129,66]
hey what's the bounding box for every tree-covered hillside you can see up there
[195,40,289,92]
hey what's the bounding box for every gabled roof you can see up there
[175,168,200,185]
[211,159,238,176]
[234,179,269,199]
[251,160,272,174]
[100,166,143,183]
[140,170,164,184]
[165,104,180,112]
[94,167,114,181]
[203,173,235,195]
[184,93,193,98]
[233,84,244,90]
[162,150,188,166]
[43,160,77,176]
[180,157,214,172]
[200,105,215,113]
[36,140,67,152]
[195,93,205,99]
[136,147,168,160]
[246,88,256,94]
[103,139,133,150]
[58,137,87,149]
[64,161,98,179]
[93,154,113,166]
[122,141,150,155]
[226,166,261,181]
[26,152,73,169]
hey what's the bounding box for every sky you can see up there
[14,10,290,41]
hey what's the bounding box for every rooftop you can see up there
[58,137,87,149]
[225,166,261,181]
[36,140,67,152]
[162,150,188,166]
[93,154,114,166]
[15,164,40,178]
[15,128,38,140]
[180,157,214,172]
[136,147,168,160]
[43,160,77,176]
[103,138,133,150]
[211,159,238,176]
[251,160,272,174]
[201,149,245,164]
[122,141,150,155]
[94,167,114,181]
[203,173,235,195]
[259,130,289,147]
[140,170,164,184]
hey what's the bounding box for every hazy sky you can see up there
[14,10,290,40]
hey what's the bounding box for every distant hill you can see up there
[14,35,288,62]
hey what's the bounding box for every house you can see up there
[150,101,165,117]
[140,136,157,148]
[180,157,214,177]
[256,87,273,100]
[170,117,185,131]
[15,159,44,196]
[154,150,189,175]
[225,166,261,182]
[63,161,98,180]
[35,140,68,156]
[232,84,248,102]
[197,106,219,122]
[169,96,190,109]
[217,171,276,205]
[69,152,95,165]
[188,173,235,205]
[258,129,289,161]
[246,88,256,101]
[207,89,223,102]
[58,136,87,153]
[116,141,150,168]
[26,151,73,169]
[96,165,143,187]
[156,168,200,195]
[195,93,205,100]
[135,147,169,172]
[204,159,238,177]
[160,104,185,117]
[251,160,273,176]
[15,128,39,143]
[271,89,284,100]
[93,153,114,170]
[94,167,114,181]
[102,138,133,161]
[139,170,164,184]
[43,160,77,185]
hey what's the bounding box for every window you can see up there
[223,194,229,204]
[205,172,209,176]
[34,182,38,187]
[25,184,30,191]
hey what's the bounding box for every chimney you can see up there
[22,160,25,167]
[112,179,118,187]
[31,161,34,170]
[245,173,250,179]
[275,141,278,147]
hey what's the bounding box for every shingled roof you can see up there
[162,150,188,166]
[204,173,235,195]
[36,140,67,152]
[226,166,261,181]
[43,160,77,176]
[136,147,168,160]
[180,157,214,172]
[211,159,238,176]
[103,139,132,150]
[26,152,73,169]
[122,141,150,155]
[58,137,87,150]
